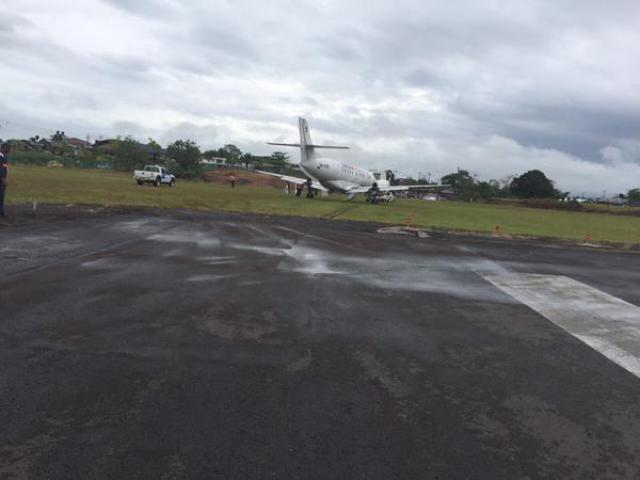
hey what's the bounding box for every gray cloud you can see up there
[101,0,177,17]
[1,0,640,195]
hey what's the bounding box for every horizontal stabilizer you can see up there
[267,142,301,147]
[267,142,348,150]
[306,144,349,150]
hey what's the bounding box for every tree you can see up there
[475,180,503,199]
[147,138,162,162]
[440,169,506,200]
[50,130,65,142]
[628,188,640,203]
[270,151,289,165]
[441,169,475,191]
[167,139,202,178]
[399,176,418,185]
[202,149,218,160]
[510,170,556,198]
[241,152,253,169]
[112,136,149,171]
[222,144,242,162]
[441,169,478,200]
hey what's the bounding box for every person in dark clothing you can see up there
[295,184,303,197]
[305,178,314,198]
[366,182,379,204]
[0,143,10,218]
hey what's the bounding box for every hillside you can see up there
[203,169,286,189]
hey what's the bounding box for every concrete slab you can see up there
[484,273,640,378]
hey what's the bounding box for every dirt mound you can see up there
[203,169,285,189]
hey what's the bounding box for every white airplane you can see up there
[259,118,442,199]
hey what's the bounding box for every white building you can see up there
[201,157,227,166]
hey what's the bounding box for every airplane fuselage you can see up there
[301,156,389,192]
[267,117,394,194]
[267,118,443,197]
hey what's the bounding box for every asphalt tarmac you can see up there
[1,208,640,479]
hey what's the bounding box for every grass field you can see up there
[6,165,640,244]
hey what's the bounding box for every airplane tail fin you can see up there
[267,118,349,164]
[298,117,349,149]
[299,117,312,151]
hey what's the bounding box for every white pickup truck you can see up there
[133,165,176,187]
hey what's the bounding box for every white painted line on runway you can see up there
[483,273,640,378]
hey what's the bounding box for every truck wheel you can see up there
[155,177,161,187]
[170,179,176,188]
[137,180,143,186]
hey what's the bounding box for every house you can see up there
[66,137,92,149]
[201,157,227,167]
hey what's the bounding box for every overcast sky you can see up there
[2,0,639,195]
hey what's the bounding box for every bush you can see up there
[10,150,56,166]
[521,199,584,211]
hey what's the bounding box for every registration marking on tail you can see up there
[483,273,640,378]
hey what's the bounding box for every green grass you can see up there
[7,165,640,244]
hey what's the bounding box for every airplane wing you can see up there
[345,184,448,194]
[255,170,329,192]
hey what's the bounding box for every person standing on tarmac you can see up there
[0,142,10,219]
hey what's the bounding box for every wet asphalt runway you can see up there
[1,209,640,479]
